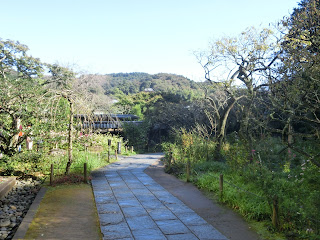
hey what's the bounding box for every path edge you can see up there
[144,159,262,240]
[12,187,47,240]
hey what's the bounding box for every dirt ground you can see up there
[144,160,262,240]
[23,184,102,240]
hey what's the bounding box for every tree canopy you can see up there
[0,39,44,155]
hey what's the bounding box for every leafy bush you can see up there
[123,121,150,152]
[0,151,43,175]
[75,133,126,153]
[161,141,184,174]
[193,161,227,174]
[221,141,250,170]
[162,136,320,240]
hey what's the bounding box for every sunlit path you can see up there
[92,153,228,240]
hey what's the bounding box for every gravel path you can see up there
[92,153,228,240]
[0,178,41,240]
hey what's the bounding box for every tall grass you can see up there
[47,151,114,175]
[162,133,320,240]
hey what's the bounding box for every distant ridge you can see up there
[77,72,202,96]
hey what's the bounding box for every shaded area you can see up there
[24,184,102,240]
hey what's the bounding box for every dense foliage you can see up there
[0,39,44,156]
[0,1,319,239]
[158,1,320,239]
[103,72,200,95]
[162,130,319,239]
[0,39,130,176]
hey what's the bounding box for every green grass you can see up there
[44,149,134,176]
[163,134,320,232]
[163,145,320,240]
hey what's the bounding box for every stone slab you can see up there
[126,215,157,231]
[166,233,199,240]
[93,154,228,240]
[147,209,178,221]
[132,228,166,240]
[121,206,148,218]
[99,213,124,226]
[100,222,133,239]
[96,203,121,214]
[155,219,190,235]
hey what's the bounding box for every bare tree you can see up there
[196,27,282,159]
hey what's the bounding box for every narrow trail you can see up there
[92,153,228,240]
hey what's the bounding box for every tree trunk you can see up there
[214,97,237,161]
[6,118,21,155]
[239,97,254,160]
[65,99,73,175]
[287,119,293,169]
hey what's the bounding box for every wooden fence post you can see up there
[186,158,191,182]
[219,174,223,200]
[84,163,87,183]
[131,146,134,153]
[115,150,118,160]
[167,151,172,170]
[117,142,121,154]
[272,195,280,229]
[206,142,209,162]
[50,164,54,186]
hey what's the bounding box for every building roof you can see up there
[75,114,139,121]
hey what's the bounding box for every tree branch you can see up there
[253,50,283,72]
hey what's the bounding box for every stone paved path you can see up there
[91,153,228,240]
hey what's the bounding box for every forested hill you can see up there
[105,72,201,94]
[82,72,202,96]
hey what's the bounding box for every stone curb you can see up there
[12,187,47,240]
[0,177,16,199]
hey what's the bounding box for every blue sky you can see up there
[2,0,299,81]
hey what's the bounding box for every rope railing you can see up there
[187,163,280,229]
[215,172,279,228]
[219,176,265,200]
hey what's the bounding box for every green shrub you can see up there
[75,133,126,153]
[0,151,43,175]
[162,136,320,239]
[221,141,250,170]
[123,121,150,152]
